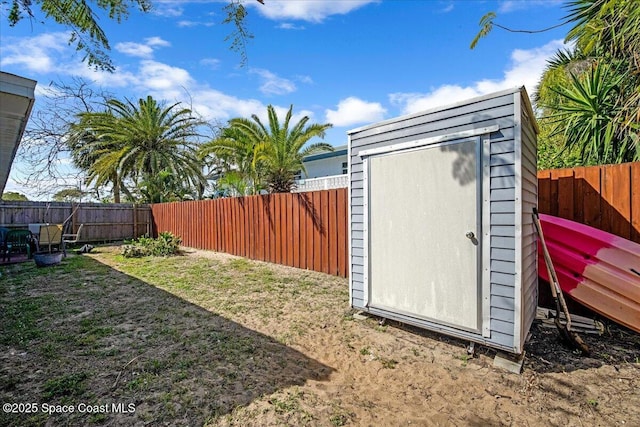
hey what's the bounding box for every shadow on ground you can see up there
[0,254,333,426]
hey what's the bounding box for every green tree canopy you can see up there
[1,191,29,201]
[473,0,640,167]
[53,188,88,202]
[200,105,333,194]
[68,95,207,203]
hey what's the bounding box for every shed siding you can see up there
[349,87,536,353]
[519,92,539,342]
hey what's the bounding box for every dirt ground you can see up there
[1,247,638,426]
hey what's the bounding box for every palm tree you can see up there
[254,105,333,193]
[546,62,636,164]
[67,123,127,203]
[534,0,639,166]
[69,96,207,203]
[199,125,265,196]
[201,104,333,194]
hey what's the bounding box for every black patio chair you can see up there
[1,229,34,262]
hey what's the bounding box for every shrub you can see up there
[122,232,182,258]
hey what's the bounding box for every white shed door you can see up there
[368,139,480,331]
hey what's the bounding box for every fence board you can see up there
[147,163,637,280]
[538,162,639,244]
[305,194,314,271]
[633,165,640,243]
[537,170,551,214]
[337,188,347,277]
[0,201,151,242]
[286,194,293,267]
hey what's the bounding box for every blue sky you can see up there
[1,0,569,198]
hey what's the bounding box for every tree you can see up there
[472,0,640,166]
[69,95,208,203]
[6,0,264,71]
[7,0,151,72]
[1,192,29,201]
[16,79,112,198]
[537,0,640,165]
[67,119,127,202]
[201,105,333,194]
[53,188,88,202]
[199,125,265,196]
[254,105,333,193]
[544,62,637,164]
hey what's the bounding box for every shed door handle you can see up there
[466,231,475,240]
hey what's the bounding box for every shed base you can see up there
[493,351,526,374]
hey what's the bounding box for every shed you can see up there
[348,87,538,354]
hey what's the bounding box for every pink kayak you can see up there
[537,214,640,333]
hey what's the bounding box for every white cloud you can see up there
[152,5,183,17]
[177,20,215,27]
[115,42,154,58]
[252,0,379,23]
[389,39,566,115]
[145,37,171,47]
[277,23,305,30]
[325,97,386,127]
[0,32,68,73]
[296,75,313,84]
[250,68,297,95]
[138,60,194,92]
[441,3,454,13]
[115,37,169,58]
[200,58,221,69]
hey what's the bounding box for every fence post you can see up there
[71,202,77,232]
[133,204,138,238]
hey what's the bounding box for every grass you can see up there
[0,248,350,426]
[1,246,638,427]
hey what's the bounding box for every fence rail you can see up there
[537,162,640,244]
[0,201,151,242]
[151,189,349,277]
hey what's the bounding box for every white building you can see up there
[294,145,348,192]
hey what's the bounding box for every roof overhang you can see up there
[0,72,37,195]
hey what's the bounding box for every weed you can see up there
[458,354,470,367]
[126,373,154,391]
[122,232,181,258]
[0,296,48,346]
[378,357,398,369]
[329,407,353,427]
[359,346,371,356]
[40,342,60,359]
[42,373,88,398]
[88,413,108,424]
[588,398,599,407]
[145,359,167,375]
[229,258,252,271]
[269,392,301,414]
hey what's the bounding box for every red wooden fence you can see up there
[151,163,639,279]
[151,189,349,277]
[537,162,640,244]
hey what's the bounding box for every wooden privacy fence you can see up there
[0,201,151,242]
[151,189,349,277]
[537,162,640,244]
[151,163,638,278]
